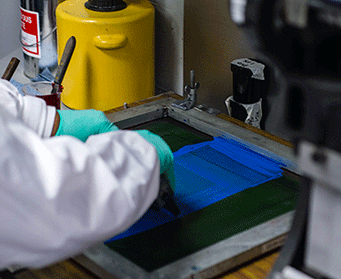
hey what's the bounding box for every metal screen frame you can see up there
[73,96,297,279]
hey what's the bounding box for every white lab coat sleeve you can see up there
[0,107,160,269]
[0,79,55,138]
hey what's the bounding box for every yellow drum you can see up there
[56,0,154,111]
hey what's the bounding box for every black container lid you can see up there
[85,0,127,12]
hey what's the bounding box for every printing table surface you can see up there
[13,250,280,279]
[11,93,291,279]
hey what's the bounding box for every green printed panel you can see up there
[107,119,299,271]
[128,118,213,152]
[106,176,300,271]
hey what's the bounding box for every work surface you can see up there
[12,250,281,279]
[10,93,297,279]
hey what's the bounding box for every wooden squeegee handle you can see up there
[1,57,20,81]
[54,37,76,84]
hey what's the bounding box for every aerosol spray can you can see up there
[20,0,62,78]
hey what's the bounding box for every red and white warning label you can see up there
[20,7,41,58]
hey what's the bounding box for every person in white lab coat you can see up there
[0,79,174,270]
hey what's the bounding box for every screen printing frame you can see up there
[71,95,297,279]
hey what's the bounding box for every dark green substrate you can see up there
[105,120,300,271]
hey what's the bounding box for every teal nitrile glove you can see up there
[55,109,119,142]
[135,130,176,191]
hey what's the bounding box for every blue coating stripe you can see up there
[106,137,285,242]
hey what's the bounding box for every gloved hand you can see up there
[55,109,119,142]
[135,130,175,191]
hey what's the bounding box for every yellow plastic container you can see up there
[56,0,154,111]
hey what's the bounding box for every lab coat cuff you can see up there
[22,96,56,138]
[44,105,56,138]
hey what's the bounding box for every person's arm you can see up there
[0,80,56,138]
[0,80,118,139]
[0,106,160,269]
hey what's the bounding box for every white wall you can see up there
[0,1,21,59]
[184,0,255,114]
[153,0,184,96]
[153,0,255,114]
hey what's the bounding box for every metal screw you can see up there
[162,106,168,117]
[311,150,327,165]
[191,266,198,271]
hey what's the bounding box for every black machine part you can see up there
[229,0,341,278]
[230,0,341,150]
[150,173,180,218]
[231,58,264,104]
[85,0,127,12]
[229,99,248,122]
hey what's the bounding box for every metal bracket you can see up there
[172,70,200,110]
